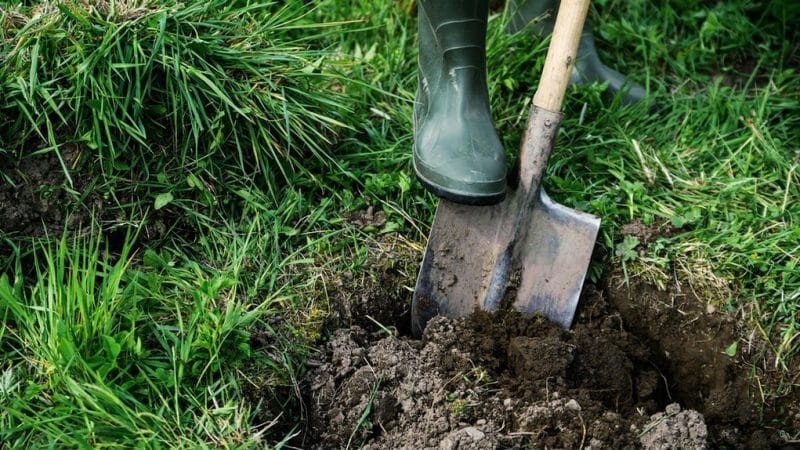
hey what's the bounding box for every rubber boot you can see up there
[414,0,506,206]
[507,0,647,106]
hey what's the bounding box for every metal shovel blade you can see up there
[512,188,600,324]
[411,106,600,337]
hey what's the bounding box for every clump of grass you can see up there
[0,0,351,189]
[0,216,320,446]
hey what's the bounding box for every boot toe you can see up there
[413,159,506,205]
[413,138,506,206]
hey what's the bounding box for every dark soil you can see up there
[0,148,180,256]
[299,243,799,449]
[0,146,91,237]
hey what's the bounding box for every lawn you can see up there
[1,0,798,448]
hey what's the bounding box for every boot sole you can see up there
[414,159,506,206]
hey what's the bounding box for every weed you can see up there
[450,398,469,417]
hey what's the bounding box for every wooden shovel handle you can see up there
[532,0,590,112]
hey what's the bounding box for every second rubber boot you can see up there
[414,0,506,205]
[507,0,647,106]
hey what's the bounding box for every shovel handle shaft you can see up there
[532,0,590,112]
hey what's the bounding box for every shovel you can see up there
[411,0,600,337]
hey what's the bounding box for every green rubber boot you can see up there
[507,0,647,106]
[414,0,506,205]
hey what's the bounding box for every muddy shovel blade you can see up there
[411,197,512,337]
[512,188,600,328]
[410,185,599,336]
[411,107,600,337]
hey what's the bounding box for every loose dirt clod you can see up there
[640,403,708,450]
[305,293,664,448]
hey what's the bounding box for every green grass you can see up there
[1,0,799,446]
[0,0,353,206]
[547,2,800,385]
[1,229,257,447]
[0,189,347,447]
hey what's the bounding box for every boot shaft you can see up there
[413,0,507,205]
[417,0,491,115]
[417,0,489,49]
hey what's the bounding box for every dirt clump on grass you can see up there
[299,246,794,449]
[0,147,188,252]
[0,147,91,236]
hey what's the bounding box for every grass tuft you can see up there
[0,0,352,189]
[0,221,313,447]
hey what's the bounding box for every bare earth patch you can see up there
[0,148,88,236]
[297,245,798,449]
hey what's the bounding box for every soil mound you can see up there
[299,252,797,449]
